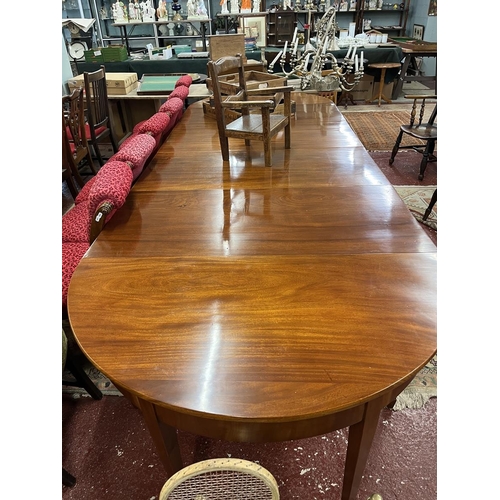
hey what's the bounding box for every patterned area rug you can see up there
[343,111,426,151]
[394,185,437,231]
[393,355,437,410]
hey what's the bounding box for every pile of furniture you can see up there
[62,73,193,318]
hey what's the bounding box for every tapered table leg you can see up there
[138,399,183,477]
[341,400,382,500]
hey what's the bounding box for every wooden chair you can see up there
[62,327,103,487]
[389,94,437,181]
[83,65,119,166]
[159,458,280,500]
[208,33,266,73]
[63,87,98,180]
[207,54,293,167]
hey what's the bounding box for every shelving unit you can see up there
[113,19,212,54]
[214,0,409,44]
[266,8,297,47]
[89,0,212,51]
[355,0,410,37]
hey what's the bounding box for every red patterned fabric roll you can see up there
[108,134,156,181]
[174,74,193,88]
[62,241,90,312]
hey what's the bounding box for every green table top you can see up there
[136,73,201,95]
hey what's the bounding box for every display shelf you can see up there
[357,0,410,36]
[112,20,211,53]
[89,0,212,51]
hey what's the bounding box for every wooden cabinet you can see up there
[355,0,410,37]
[266,8,297,47]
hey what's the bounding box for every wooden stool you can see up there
[365,62,401,106]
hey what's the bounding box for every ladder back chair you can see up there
[83,65,119,166]
[389,94,437,181]
[63,87,98,180]
[207,54,293,167]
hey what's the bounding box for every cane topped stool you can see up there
[365,62,401,106]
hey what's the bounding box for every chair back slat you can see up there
[62,87,96,178]
[208,54,247,130]
[84,67,110,129]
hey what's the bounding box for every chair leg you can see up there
[91,142,106,167]
[423,189,437,221]
[418,141,433,181]
[64,355,103,400]
[63,467,76,487]
[285,124,291,149]
[85,148,99,175]
[63,169,79,199]
[264,140,272,167]
[110,131,119,154]
[220,137,230,162]
[389,131,403,165]
[428,139,437,162]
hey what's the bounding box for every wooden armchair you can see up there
[389,94,437,181]
[207,54,293,167]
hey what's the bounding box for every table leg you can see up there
[393,54,411,99]
[138,399,183,477]
[341,399,382,500]
[201,21,208,51]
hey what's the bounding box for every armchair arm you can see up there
[246,85,294,95]
[221,98,276,109]
[90,201,114,244]
[88,160,133,243]
[404,94,437,100]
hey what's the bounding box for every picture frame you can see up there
[428,0,437,16]
[412,24,424,41]
[242,16,267,47]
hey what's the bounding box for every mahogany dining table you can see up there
[67,93,437,500]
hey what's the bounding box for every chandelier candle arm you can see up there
[267,7,365,92]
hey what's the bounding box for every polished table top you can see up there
[68,93,436,499]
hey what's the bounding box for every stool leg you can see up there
[377,68,386,106]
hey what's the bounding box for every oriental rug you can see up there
[343,110,426,152]
[394,185,437,231]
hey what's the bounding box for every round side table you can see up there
[365,62,401,106]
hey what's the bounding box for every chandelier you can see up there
[268,7,365,92]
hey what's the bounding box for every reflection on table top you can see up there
[70,90,436,423]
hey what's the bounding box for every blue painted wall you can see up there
[406,0,436,77]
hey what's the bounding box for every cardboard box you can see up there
[67,72,138,95]
[206,71,287,95]
[372,81,394,100]
[349,74,374,101]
